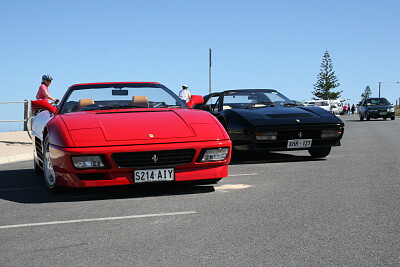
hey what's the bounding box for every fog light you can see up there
[255,131,277,140]
[72,155,105,169]
[321,129,342,139]
[199,148,230,162]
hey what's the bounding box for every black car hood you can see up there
[227,106,343,126]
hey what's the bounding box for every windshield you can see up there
[221,90,294,109]
[59,84,186,114]
[366,98,390,106]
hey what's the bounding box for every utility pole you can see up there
[209,48,212,94]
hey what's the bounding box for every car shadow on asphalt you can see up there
[0,168,215,204]
[230,151,325,165]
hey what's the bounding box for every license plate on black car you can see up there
[287,139,312,148]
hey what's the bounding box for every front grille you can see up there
[112,149,196,168]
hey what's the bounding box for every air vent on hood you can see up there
[267,113,316,118]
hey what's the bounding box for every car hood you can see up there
[365,105,393,110]
[56,109,228,147]
[228,106,343,126]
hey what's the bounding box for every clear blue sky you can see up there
[1,0,399,132]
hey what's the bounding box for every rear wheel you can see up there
[383,117,387,120]
[308,147,331,158]
[359,114,364,121]
[43,136,62,192]
[391,116,395,120]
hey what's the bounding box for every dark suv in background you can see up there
[359,97,395,121]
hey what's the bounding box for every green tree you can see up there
[361,86,372,99]
[312,50,342,100]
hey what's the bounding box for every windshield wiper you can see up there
[283,103,297,107]
[244,102,275,108]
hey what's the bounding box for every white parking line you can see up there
[0,186,45,192]
[228,173,258,177]
[0,211,197,230]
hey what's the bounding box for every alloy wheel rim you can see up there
[44,144,56,186]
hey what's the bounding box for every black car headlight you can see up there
[321,129,343,139]
[72,155,106,169]
[198,148,230,162]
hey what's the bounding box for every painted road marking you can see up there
[0,211,197,230]
[228,173,258,177]
[214,184,253,191]
[0,186,45,191]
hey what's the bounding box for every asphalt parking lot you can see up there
[0,115,399,266]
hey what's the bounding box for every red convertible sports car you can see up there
[30,82,231,191]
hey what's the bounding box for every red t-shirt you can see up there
[36,84,49,100]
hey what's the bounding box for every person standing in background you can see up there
[179,85,191,103]
[351,104,355,114]
[36,74,58,102]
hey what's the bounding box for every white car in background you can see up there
[304,100,345,115]
[305,100,332,112]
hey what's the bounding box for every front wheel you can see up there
[308,147,331,158]
[43,136,62,192]
[366,113,371,121]
[391,116,395,120]
[359,114,364,121]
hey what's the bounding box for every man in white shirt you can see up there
[179,85,191,102]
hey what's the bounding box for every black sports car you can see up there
[194,89,344,158]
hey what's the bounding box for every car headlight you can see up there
[72,155,106,169]
[255,131,277,140]
[388,108,395,112]
[321,129,343,139]
[198,148,230,162]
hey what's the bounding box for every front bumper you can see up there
[231,124,344,151]
[49,140,231,188]
[366,110,395,118]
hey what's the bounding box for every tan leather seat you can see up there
[132,96,149,108]
[78,99,95,111]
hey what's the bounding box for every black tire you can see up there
[366,113,370,121]
[359,114,364,121]
[383,117,387,120]
[43,136,62,192]
[391,116,395,120]
[308,147,331,158]
[33,159,43,175]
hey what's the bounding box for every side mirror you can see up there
[186,95,204,108]
[31,100,57,114]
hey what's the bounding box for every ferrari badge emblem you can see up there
[149,134,154,138]
[152,155,158,163]
[298,132,303,138]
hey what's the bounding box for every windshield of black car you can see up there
[366,98,390,106]
[222,91,294,109]
[59,86,186,114]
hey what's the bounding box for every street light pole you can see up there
[378,82,381,97]
[378,81,399,98]
[209,48,212,94]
